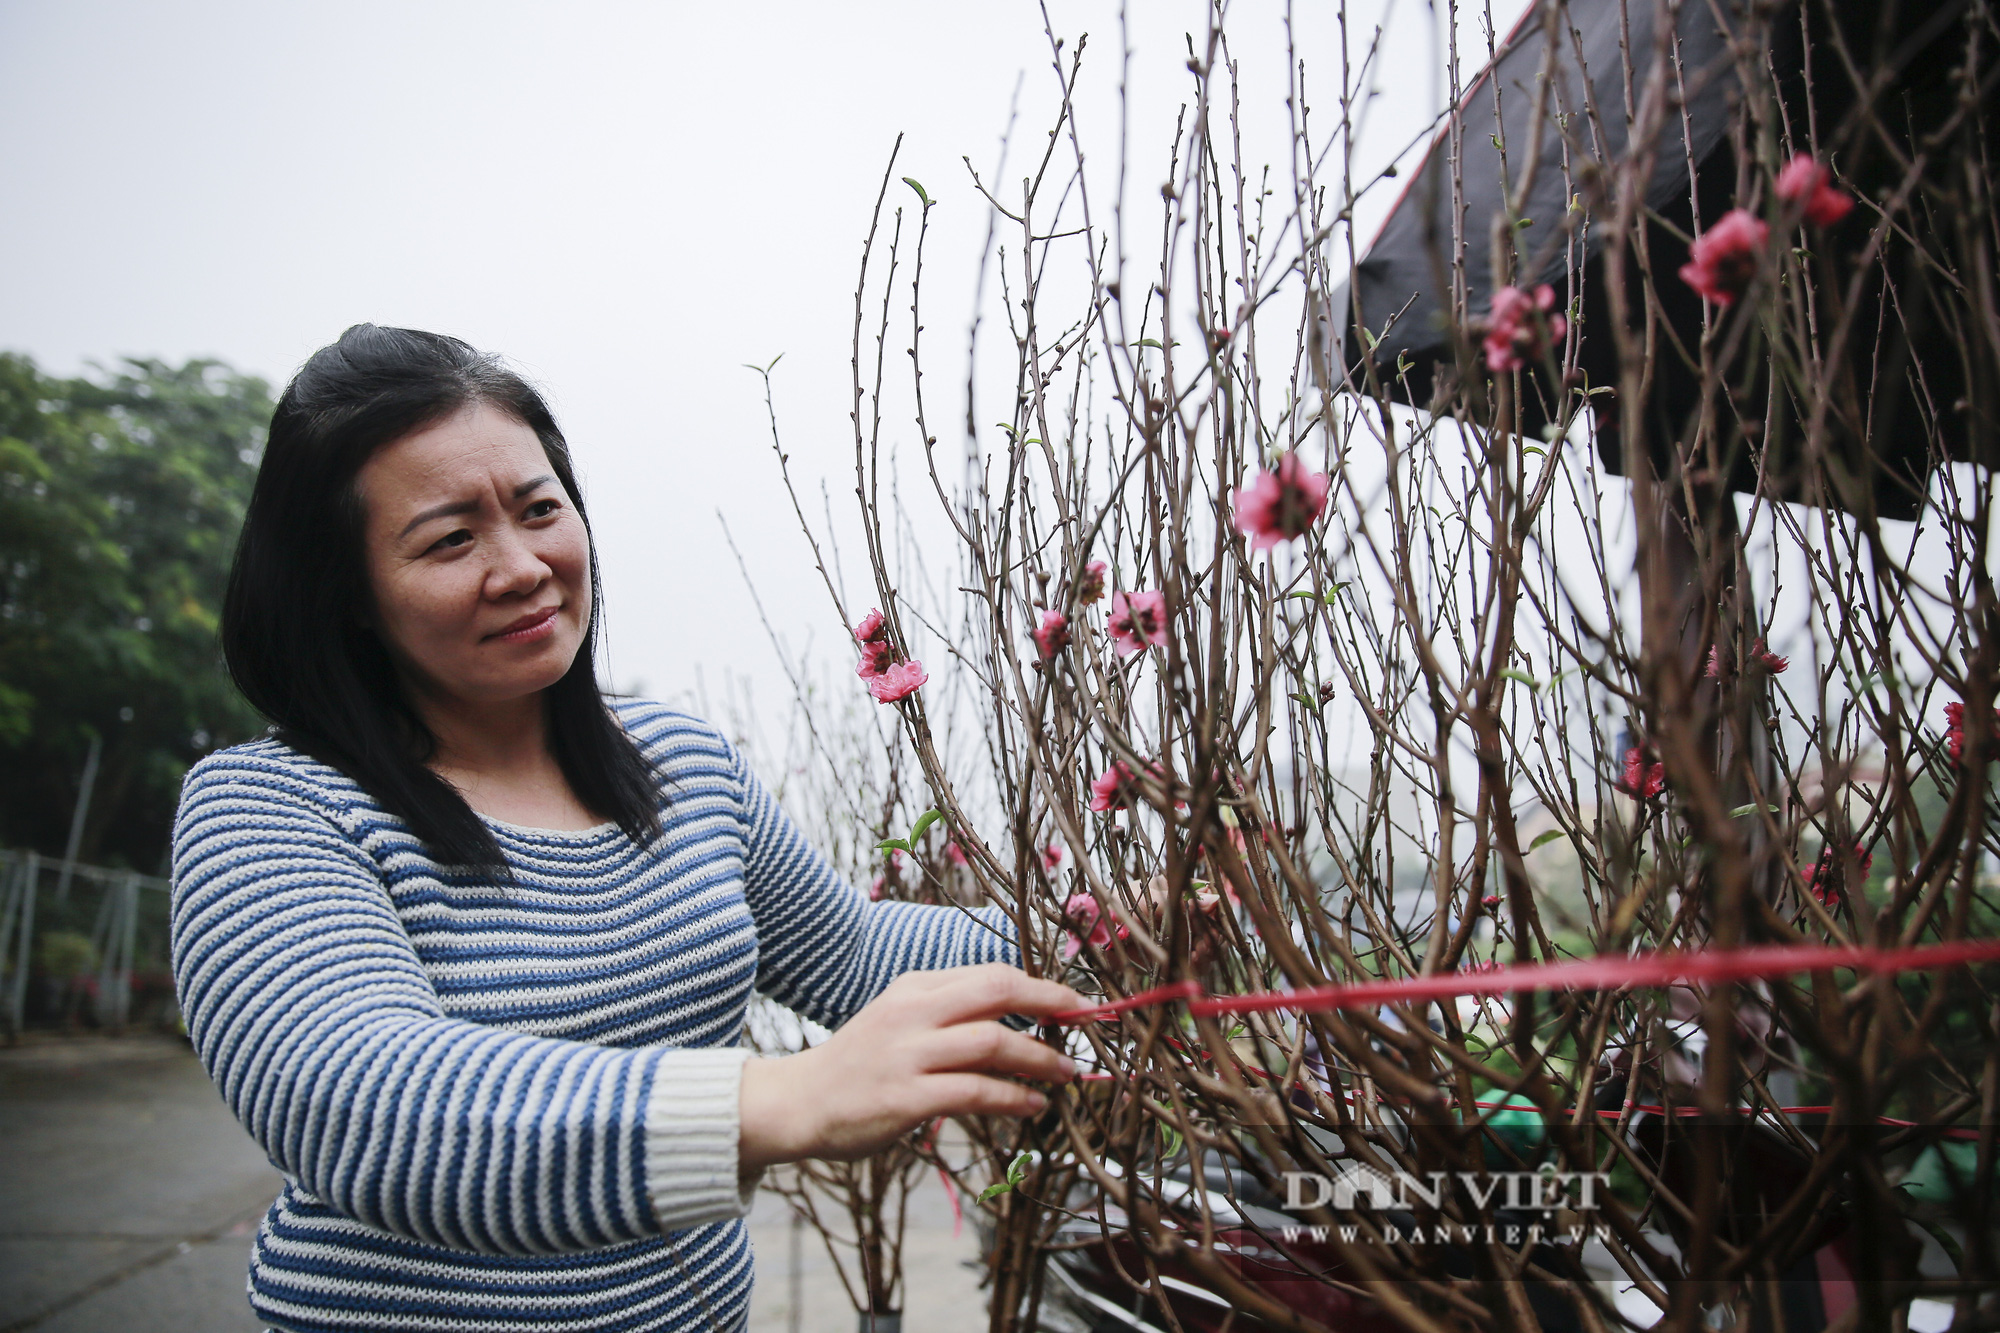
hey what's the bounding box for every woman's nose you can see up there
[485,526,550,598]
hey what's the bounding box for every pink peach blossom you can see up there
[1482,284,1568,373]
[868,660,928,703]
[1107,591,1168,657]
[1061,892,1129,960]
[856,639,894,680]
[1231,453,1330,551]
[1089,762,1134,812]
[946,840,969,867]
[1616,747,1666,798]
[1803,842,1870,908]
[1679,208,1769,305]
[1032,610,1070,660]
[1776,155,1854,228]
[1705,639,1789,679]
[1751,640,1789,673]
[853,608,887,643]
[1075,560,1108,605]
[1944,701,1998,763]
[1042,845,1065,871]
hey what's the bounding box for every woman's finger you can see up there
[916,963,1084,1025]
[911,1070,1051,1121]
[915,1020,1075,1082]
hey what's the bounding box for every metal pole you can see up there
[0,859,19,1038]
[57,735,102,901]
[115,876,137,1030]
[89,884,118,1029]
[10,852,37,1037]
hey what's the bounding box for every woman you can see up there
[171,324,1078,1331]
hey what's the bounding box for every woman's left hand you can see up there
[738,963,1081,1168]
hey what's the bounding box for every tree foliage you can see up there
[0,352,270,870]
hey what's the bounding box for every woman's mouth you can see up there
[487,605,560,644]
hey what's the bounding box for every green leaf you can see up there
[1896,1194,1966,1272]
[1529,828,1566,851]
[979,1150,1033,1201]
[1727,803,1780,819]
[902,177,931,207]
[877,838,911,854]
[1135,338,1164,350]
[1520,444,1546,458]
[1291,691,1319,711]
[1502,668,1542,690]
[908,809,943,844]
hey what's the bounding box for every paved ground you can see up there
[0,1034,990,1332]
[0,1035,275,1333]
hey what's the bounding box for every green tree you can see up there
[0,352,271,870]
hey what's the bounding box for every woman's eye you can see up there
[429,529,474,552]
[525,498,560,520]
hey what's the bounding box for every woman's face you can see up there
[356,402,592,712]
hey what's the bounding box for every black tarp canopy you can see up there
[1332,0,1995,522]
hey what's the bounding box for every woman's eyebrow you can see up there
[397,475,557,539]
[399,497,478,539]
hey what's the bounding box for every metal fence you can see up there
[0,849,174,1038]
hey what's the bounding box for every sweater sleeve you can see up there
[169,749,753,1255]
[726,738,1022,1030]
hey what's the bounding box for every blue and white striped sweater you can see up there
[169,700,1018,1330]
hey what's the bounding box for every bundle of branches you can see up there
[749,0,1999,1329]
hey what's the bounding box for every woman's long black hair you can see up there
[221,324,662,871]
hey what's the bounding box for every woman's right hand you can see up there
[738,963,1082,1170]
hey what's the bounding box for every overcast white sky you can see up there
[0,0,1475,721]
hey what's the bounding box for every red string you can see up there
[937,1166,963,1237]
[1047,938,2000,1139]
[1052,978,1203,1023]
[1048,937,2000,1025]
